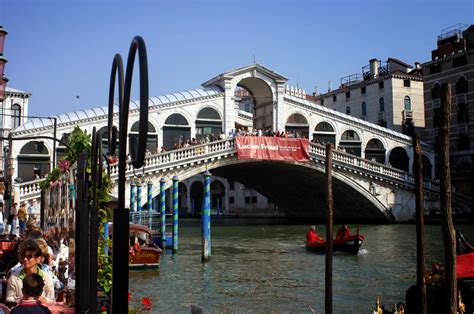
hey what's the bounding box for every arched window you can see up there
[346,106,351,115]
[379,97,385,112]
[456,76,468,94]
[285,113,309,138]
[404,96,411,110]
[196,107,222,141]
[313,122,335,144]
[12,104,21,128]
[431,83,441,99]
[361,102,367,116]
[129,121,158,154]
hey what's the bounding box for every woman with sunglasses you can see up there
[5,239,55,305]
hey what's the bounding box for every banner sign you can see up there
[235,136,309,161]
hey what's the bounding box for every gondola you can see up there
[305,234,364,254]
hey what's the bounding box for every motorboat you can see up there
[305,234,364,254]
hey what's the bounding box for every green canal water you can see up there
[129,223,474,313]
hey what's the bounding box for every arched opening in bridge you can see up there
[422,155,432,179]
[389,147,409,172]
[455,161,472,195]
[211,179,225,214]
[195,107,222,142]
[285,113,309,138]
[129,121,158,154]
[163,113,191,151]
[312,121,335,145]
[364,139,385,163]
[235,78,273,131]
[97,126,116,155]
[190,181,204,217]
[339,130,361,156]
[56,132,71,162]
[178,182,188,216]
[18,141,50,182]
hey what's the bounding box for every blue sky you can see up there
[1,0,473,117]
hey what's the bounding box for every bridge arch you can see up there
[312,121,336,144]
[162,112,191,150]
[17,140,51,181]
[364,138,386,163]
[388,147,409,172]
[285,111,310,138]
[129,121,159,154]
[339,129,362,157]
[233,76,274,131]
[196,159,391,221]
[195,106,223,142]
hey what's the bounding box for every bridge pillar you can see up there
[202,170,211,262]
[147,181,153,231]
[130,179,136,221]
[160,177,166,249]
[137,181,142,224]
[172,176,179,253]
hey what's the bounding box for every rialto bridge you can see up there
[8,64,466,222]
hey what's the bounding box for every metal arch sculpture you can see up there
[107,36,149,312]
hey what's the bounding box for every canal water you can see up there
[129,223,474,313]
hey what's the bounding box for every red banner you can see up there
[235,136,309,161]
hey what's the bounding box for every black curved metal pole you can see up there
[109,36,149,313]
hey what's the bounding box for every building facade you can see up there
[421,24,474,197]
[0,87,31,177]
[314,58,424,136]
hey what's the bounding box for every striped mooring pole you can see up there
[202,170,211,261]
[160,177,166,249]
[172,176,179,253]
[130,179,136,222]
[147,181,153,231]
[137,181,142,225]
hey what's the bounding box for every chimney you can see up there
[328,81,332,92]
[415,62,421,70]
[369,59,379,78]
[313,85,318,96]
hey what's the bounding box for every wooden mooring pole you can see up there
[413,134,427,314]
[439,83,457,313]
[325,143,333,314]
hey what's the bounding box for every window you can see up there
[455,76,468,94]
[245,197,251,204]
[345,91,350,99]
[12,104,21,128]
[361,86,366,94]
[404,96,411,110]
[229,197,234,204]
[433,108,440,127]
[378,81,384,89]
[431,83,441,99]
[229,180,235,190]
[379,97,385,112]
[458,103,469,124]
[361,102,367,116]
[333,95,337,102]
[403,79,411,87]
[251,196,257,204]
[346,106,351,115]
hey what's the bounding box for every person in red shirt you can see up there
[336,224,351,240]
[306,225,323,243]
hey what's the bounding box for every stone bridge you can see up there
[16,138,454,222]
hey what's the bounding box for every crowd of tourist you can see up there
[0,192,71,312]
